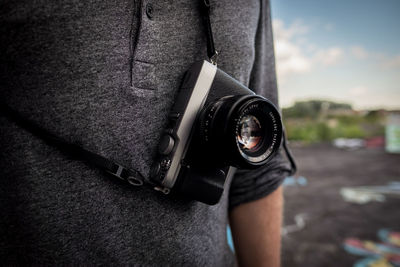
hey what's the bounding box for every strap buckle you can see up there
[210,50,219,65]
[107,163,144,186]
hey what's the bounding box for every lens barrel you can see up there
[199,95,282,168]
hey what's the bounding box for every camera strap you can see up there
[199,0,219,65]
[0,104,149,187]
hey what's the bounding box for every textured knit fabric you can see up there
[0,0,290,265]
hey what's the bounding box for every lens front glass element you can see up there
[237,115,263,151]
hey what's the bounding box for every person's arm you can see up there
[229,186,283,267]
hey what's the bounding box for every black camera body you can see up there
[150,61,282,205]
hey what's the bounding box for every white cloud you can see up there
[314,47,344,66]
[349,46,400,69]
[351,46,369,59]
[349,86,369,97]
[306,43,318,53]
[381,54,400,69]
[273,20,312,81]
[273,19,343,82]
[273,19,309,40]
[347,87,400,110]
[274,38,312,78]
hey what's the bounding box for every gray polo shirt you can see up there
[0,0,290,265]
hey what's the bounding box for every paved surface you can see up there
[282,144,400,267]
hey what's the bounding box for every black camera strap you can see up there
[282,131,297,175]
[0,104,148,187]
[199,0,219,65]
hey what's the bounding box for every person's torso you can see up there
[0,0,261,265]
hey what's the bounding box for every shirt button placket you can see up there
[130,0,158,95]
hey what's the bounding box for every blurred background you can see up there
[269,0,400,266]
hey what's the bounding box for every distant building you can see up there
[386,113,400,153]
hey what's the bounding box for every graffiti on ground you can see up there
[282,213,309,236]
[343,229,400,267]
[340,182,400,204]
[283,176,308,187]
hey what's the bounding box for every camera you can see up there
[150,61,282,205]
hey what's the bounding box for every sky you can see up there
[270,0,400,110]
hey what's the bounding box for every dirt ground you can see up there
[281,143,400,267]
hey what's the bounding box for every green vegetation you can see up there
[283,100,352,119]
[282,100,386,143]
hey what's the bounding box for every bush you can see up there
[284,121,332,142]
[331,124,366,139]
[282,100,386,143]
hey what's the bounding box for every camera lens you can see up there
[199,95,282,168]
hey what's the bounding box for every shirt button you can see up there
[146,3,154,19]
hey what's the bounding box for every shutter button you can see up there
[146,3,154,19]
